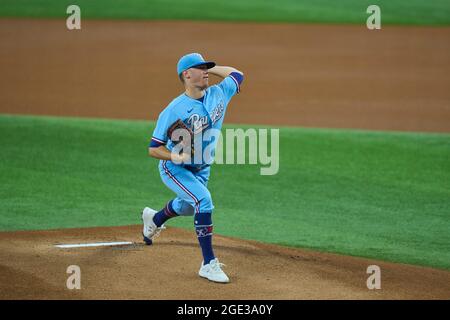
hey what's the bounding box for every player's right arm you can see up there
[148,145,189,162]
[148,107,191,163]
[148,145,171,160]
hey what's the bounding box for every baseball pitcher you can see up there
[142,53,244,283]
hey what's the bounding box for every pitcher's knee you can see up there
[172,198,195,216]
[198,194,214,213]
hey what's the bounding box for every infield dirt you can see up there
[1,225,449,299]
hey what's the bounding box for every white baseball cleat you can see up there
[141,207,163,245]
[198,258,229,283]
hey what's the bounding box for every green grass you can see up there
[0,0,450,25]
[1,114,449,270]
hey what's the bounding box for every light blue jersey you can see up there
[151,74,240,168]
[144,52,244,276]
[149,72,243,215]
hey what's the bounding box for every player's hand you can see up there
[171,152,191,164]
[180,152,191,163]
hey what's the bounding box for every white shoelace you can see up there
[153,228,162,239]
[145,223,165,239]
[210,260,226,272]
[154,224,167,238]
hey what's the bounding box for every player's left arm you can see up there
[210,65,244,99]
[209,66,244,79]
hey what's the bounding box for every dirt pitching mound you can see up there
[0,225,449,299]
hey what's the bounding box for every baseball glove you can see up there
[167,119,195,156]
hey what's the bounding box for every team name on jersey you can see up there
[210,101,224,125]
[187,113,209,134]
[186,101,224,133]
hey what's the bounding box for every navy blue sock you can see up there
[194,212,215,265]
[152,200,178,227]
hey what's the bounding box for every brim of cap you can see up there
[190,61,216,70]
[178,61,216,75]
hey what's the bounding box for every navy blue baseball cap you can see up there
[177,53,215,76]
